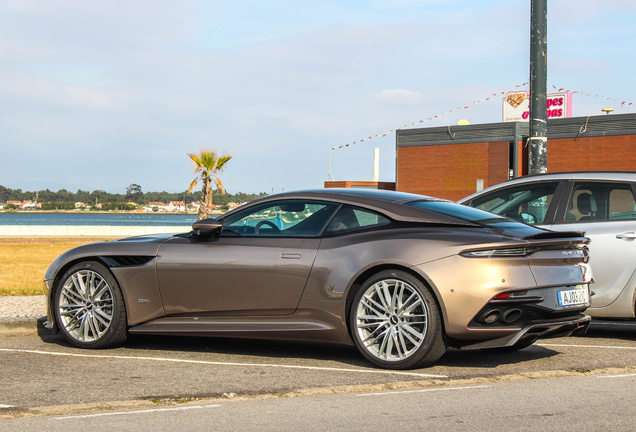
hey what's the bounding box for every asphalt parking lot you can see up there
[0,319,635,419]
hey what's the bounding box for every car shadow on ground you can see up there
[439,345,560,369]
[584,320,636,342]
[38,331,563,372]
[127,334,373,366]
[39,332,370,366]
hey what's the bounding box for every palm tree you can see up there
[187,149,233,220]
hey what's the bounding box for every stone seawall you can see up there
[0,225,191,238]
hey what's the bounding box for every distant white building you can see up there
[22,201,42,210]
[166,201,185,212]
[143,202,167,212]
[188,201,222,212]
[7,200,43,210]
[227,202,247,211]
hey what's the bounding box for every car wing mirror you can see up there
[192,218,223,236]
[518,212,538,224]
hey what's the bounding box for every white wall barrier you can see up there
[0,225,191,238]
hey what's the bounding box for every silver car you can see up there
[460,172,636,320]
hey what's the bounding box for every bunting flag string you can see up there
[550,85,634,107]
[332,84,635,151]
[331,83,528,150]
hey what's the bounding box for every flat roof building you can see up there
[396,113,636,200]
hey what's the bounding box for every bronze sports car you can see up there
[44,189,593,369]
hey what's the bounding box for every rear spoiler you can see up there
[523,231,586,240]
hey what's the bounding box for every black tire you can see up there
[54,261,128,349]
[349,270,446,369]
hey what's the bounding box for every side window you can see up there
[323,205,390,235]
[468,182,559,224]
[222,200,339,237]
[566,182,636,222]
[609,189,636,220]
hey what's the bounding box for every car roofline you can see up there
[219,189,476,226]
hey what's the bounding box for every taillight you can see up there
[460,247,535,258]
[493,290,528,299]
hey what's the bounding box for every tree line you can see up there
[0,184,268,208]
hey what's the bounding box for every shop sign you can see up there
[503,91,572,122]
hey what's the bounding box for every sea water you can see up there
[0,213,197,226]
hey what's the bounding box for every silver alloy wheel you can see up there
[58,269,114,342]
[355,279,428,362]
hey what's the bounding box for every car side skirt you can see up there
[128,301,355,346]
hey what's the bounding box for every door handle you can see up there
[281,253,301,259]
[616,232,636,240]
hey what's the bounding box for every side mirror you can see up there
[192,218,223,236]
[518,212,538,224]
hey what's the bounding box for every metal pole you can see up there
[529,0,547,175]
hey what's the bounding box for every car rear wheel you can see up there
[350,270,446,369]
[55,261,127,349]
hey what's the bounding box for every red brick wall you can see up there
[548,135,636,172]
[488,141,509,188]
[399,134,636,199]
[324,181,396,190]
[515,135,636,174]
[518,140,528,176]
[397,141,509,200]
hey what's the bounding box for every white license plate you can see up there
[557,287,589,307]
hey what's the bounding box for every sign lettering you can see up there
[503,91,573,122]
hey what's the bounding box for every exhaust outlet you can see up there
[500,308,522,323]
[478,309,501,324]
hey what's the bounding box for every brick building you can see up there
[324,181,396,190]
[396,113,636,201]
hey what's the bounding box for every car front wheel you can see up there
[350,270,446,369]
[55,261,127,348]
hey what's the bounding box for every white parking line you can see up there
[537,343,636,350]
[356,385,491,397]
[597,373,636,379]
[0,349,447,379]
[53,404,221,420]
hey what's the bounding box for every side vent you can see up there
[100,256,155,268]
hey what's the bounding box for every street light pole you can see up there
[529,0,548,175]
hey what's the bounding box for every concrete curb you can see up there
[0,317,54,336]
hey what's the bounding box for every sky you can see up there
[1,0,635,195]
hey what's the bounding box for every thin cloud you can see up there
[374,89,427,105]
[0,1,635,193]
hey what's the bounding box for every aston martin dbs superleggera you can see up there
[44,189,593,369]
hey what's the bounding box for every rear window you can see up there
[405,200,545,236]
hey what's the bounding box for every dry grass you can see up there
[0,238,113,296]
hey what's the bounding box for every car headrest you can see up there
[577,193,597,215]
